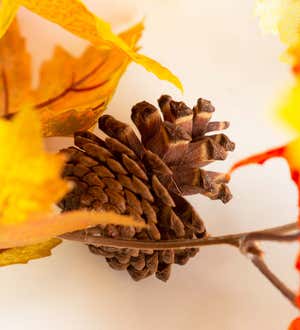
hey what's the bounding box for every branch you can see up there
[61,221,300,308]
[239,229,300,308]
[251,255,297,308]
[61,221,298,250]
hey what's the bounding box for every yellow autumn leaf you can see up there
[255,0,300,46]
[277,78,300,133]
[257,1,300,139]
[0,107,66,262]
[0,238,61,266]
[255,0,300,67]
[255,0,282,35]
[276,77,300,169]
[0,109,145,263]
[0,0,19,39]
[95,19,183,91]
[277,1,300,46]
[0,0,182,91]
[0,108,69,224]
[283,137,300,171]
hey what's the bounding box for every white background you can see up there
[1,1,299,329]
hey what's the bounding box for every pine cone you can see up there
[59,96,235,281]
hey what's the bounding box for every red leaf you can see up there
[289,317,300,330]
[229,146,285,174]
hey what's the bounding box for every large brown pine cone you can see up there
[59,96,235,281]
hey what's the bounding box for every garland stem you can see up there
[61,221,298,250]
[61,221,299,307]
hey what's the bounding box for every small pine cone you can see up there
[59,96,234,281]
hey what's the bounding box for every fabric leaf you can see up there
[0,18,32,115]
[277,77,300,133]
[0,0,19,39]
[255,0,300,45]
[34,21,144,136]
[255,0,282,35]
[277,0,300,47]
[289,317,300,330]
[0,18,147,136]
[0,108,145,262]
[0,108,69,224]
[255,0,300,68]
[0,210,145,249]
[0,238,61,266]
[0,0,182,91]
[230,143,300,205]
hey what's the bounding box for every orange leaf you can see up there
[0,210,145,249]
[0,18,144,136]
[0,19,32,116]
[0,0,182,91]
[34,21,143,136]
[0,238,61,266]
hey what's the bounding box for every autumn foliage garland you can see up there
[0,0,299,329]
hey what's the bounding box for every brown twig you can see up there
[239,229,300,308]
[61,221,299,308]
[240,231,300,255]
[251,255,297,307]
[61,221,298,250]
